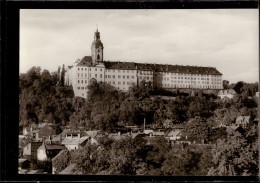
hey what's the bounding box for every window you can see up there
[81,87,84,89]
[78,80,80,83]
[118,82,121,85]
[81,73,83,77]
[95,74,97,78]
[90,68,91,71]
[78,68,80,71]
[132,76,134,79]
[81,80,83,83]
[118,75,121,79]
[85,74,87,77]
[113,75,115,78]
[100,69,102,71]
[118,70,121,73]
[95,68,97,71]
[78,73,80,77]
[77,87,80,89]
[105,75,107,78]
[100,74,102,78]
[85,80,87,84]
[127,76,129,79]
[123,76,125,79]
[123,81,125,85]
[81,68,83,71]
[85,68,87,71]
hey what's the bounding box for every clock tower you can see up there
[91,29,104,65]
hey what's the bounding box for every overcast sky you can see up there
[20,9,258,83]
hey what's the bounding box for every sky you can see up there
[20,9,258,83]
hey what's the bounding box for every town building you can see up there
[65,29,223,98]
[218,89,236,99]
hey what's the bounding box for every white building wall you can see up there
[37,149,47,161]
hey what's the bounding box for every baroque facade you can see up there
[65,30,223,98]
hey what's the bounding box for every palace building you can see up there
[65,30,223,98]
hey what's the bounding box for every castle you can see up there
[65,29,223,98]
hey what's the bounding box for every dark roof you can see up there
[76,56,92,67]
[74,56,222,75]
[103,61,222,75]
[104,61,136,70]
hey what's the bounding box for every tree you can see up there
[223,80,230,90]
[208,124,258,176]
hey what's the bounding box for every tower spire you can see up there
[91,28,103,65]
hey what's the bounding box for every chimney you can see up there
[185,136,187,140]
[118,131,121,136]
[78,133,80,138]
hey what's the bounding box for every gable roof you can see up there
[70,57,222,76]
[167,129,182,137]
[76,56,92,67]
[59,163,77,174]
[61,136,89,145]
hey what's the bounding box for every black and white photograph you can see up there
[18,9,258,176]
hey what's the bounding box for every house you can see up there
[51,149,68,174]
[175,136,193,145]
[22,140,42,162]
[37,142,65,172]
[61,133,89,150]
[19,135,31,157]
[166,129,182,141]
[59,163,77,174]
[152,131,165,136]
[235,116,251,127]
[218,89,236,100]
[32,123,58,142]
[108,132,129,141]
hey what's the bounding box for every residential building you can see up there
[65,29,223,98]
[235,116,251,127]
[218,89,236,99]
[61,133,89,150]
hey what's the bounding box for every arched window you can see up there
[97,54,100,60]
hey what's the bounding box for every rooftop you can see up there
[71,57,222,75]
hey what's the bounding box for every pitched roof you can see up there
[85,130,100,137]
[59,163,77,174]
[71,57,222,75]
[167,129,182,137]
[76,56,92,67]
[61,136,89,145]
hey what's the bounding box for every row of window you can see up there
[106,75,135,79]
[160,84,222,89]
[78,68,103,71]
[139,76,152,80]
[104,81,134,86]
[106,69,135,73]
